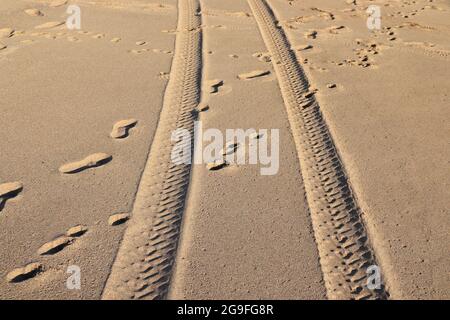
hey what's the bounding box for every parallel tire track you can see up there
[248,0,388,299]
[102,0,202,299]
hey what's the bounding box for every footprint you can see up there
[304,30,318,39]
[0,182,23,211]
[34,21,65,29]
[135,41,147,46]
[108,213,129,226]
[161,29,177,34]
[327,83,337,89]
[303,89,317,99]
[130,49,144,54]
[196,103,209,112]
[110,119,138,139]
[253,52,271,62]
[250,132,263,140]
[205,79,224,94]
[0,43,7,51]
[6,262,42,283]
[92,33,105,39]
[295,44,313,51]
[311,7,335,20]
[110,37,121,43]
[0,182,23,198]
[0,28,14,39]
[49,0,68,7]
[328,25,346,34]
[66,225,88,237]
[152,48,173,54]
[158,72,170,80]
[143,3,175,11]
[207,159,228,171]
[237,70,270,80]
[229,54,239,59]
[25,9,44,17]
[59,153,112,174]
[221,142,238,156]
[37,236,72,255]
[208,25,225,30]
[228,11,252,18]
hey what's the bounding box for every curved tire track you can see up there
[102,0,202,300]
[248,0,388,299]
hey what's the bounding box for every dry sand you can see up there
[0,0,448,299]
[0,0,177,299]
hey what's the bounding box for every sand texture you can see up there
[0,0,448,300]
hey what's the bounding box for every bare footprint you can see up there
[110,37,121,43]
[238,70,270,80]
[6,262,42,283]
[59,153,112,174]
[0,182,23,211]
[38,236,72,255]
[110,119,138,139]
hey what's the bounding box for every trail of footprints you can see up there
[4,0,446,293]
[0,4,174,76]
[4,0,255,289]
[205,131,262,171]
[4,118,138,283]
[279,0,449,70]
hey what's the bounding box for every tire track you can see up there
[247,0,388,299]
[102,0,202,300]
